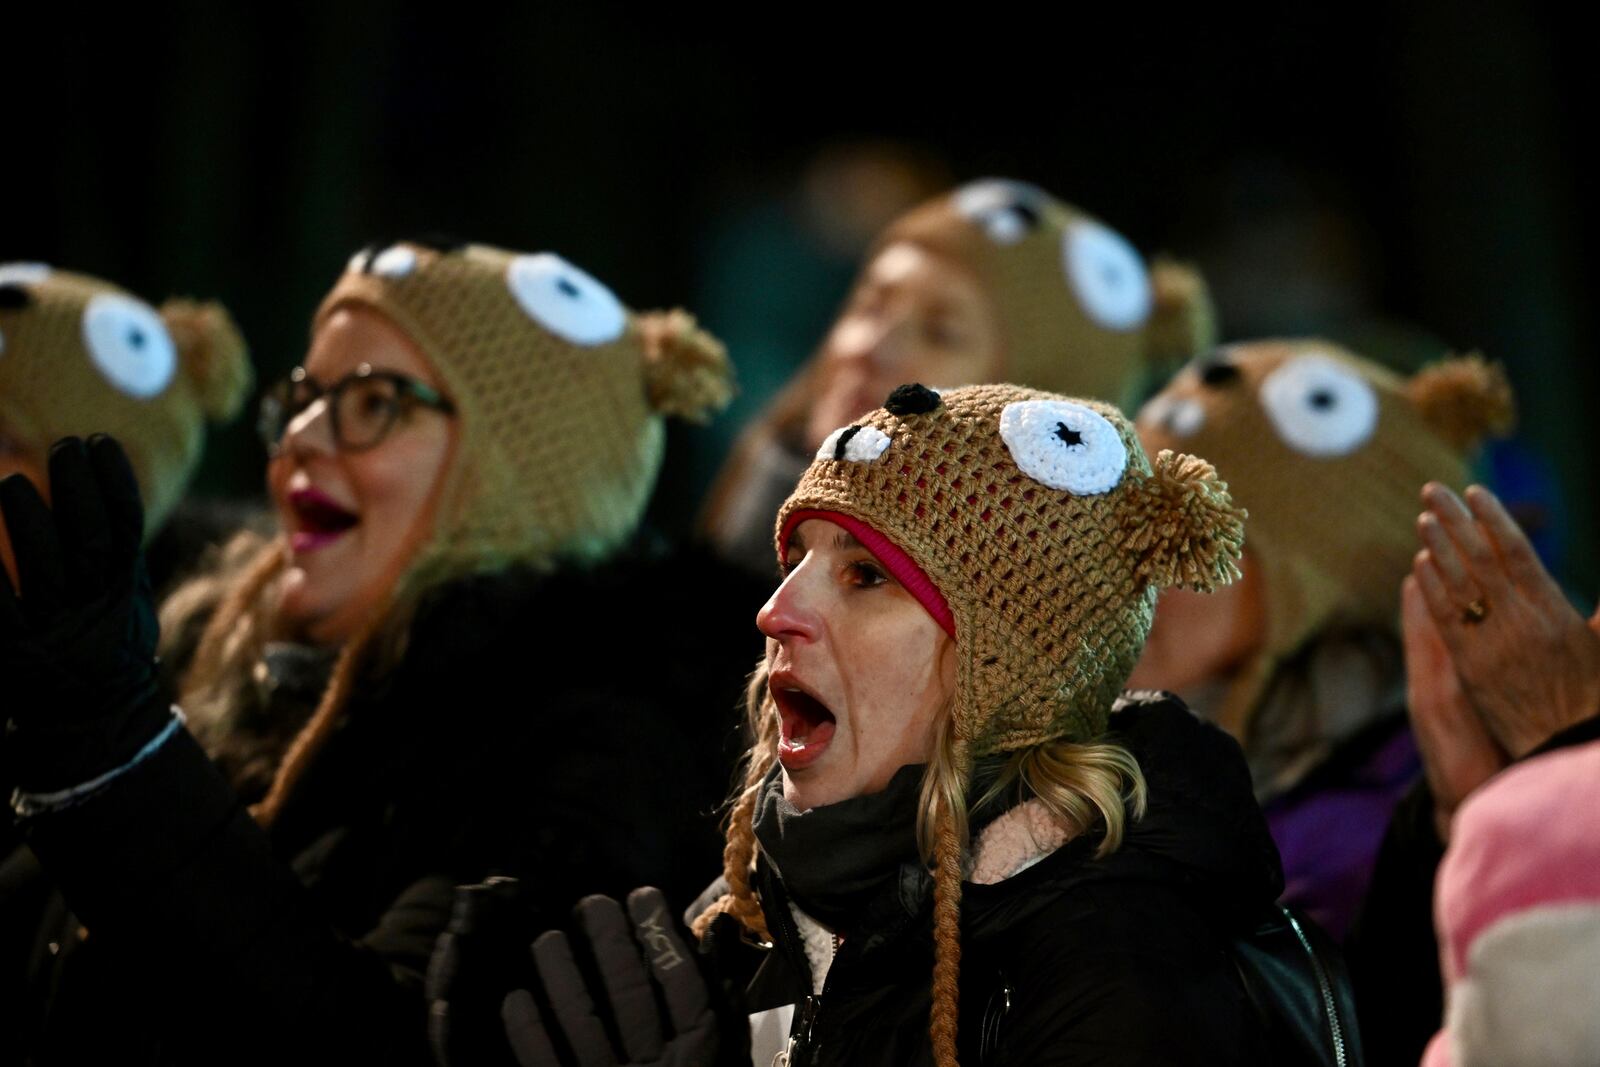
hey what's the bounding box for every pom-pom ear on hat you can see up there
[160,298,254,421]
[1141,257,1218,370]
[1405,353,1515,452]
[636,308,734,424]
[1123,449,1247,593]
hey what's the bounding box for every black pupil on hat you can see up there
[1006,203,1040,228]
[1200,358,1240,386]
[1309,389,1337,411]
[129,328,146,350]
[0,285,31,309]
[1054,422,1084,448]
[557,277,582,299]
[884,383,942,416]
[833,425,863,460]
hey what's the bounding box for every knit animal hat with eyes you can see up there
[779,382,1245,758]
[874,179,1216,409]
[1137,339,1515,739]
[0,263,252,535]
[774,382,1245,1067]
[314,240,734,585]
[242,240,733,827]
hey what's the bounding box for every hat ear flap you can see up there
[160,299,254,421]
[1406,352,1516,452]
[1124,449,1247,592]
[637,308,735,424]
[1142,257,1217,370]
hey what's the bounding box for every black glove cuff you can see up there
[4,685,176,796]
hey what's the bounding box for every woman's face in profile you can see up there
[268,306,457,645]
[805,242,1002,452]
[758,517,956,810]
[1126,549,1266,695]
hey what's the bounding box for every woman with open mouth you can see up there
[0,240,752,1065]
[442,383,1312,1067]
[689,383,1276,1066]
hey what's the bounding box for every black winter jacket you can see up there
[695,694,1285,1067]
[1347,709,1600,1067]
[0,548,768,1067]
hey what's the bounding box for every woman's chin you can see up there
[276,571,348,646]
[781,765,856,812]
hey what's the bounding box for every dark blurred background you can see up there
[5,3,1595,591]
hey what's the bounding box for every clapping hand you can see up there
[0,436,168,794]
[1412,482,1600,760]
[430,883,719,1067]
[501,888,718,1067]
[1400,575,1509,841]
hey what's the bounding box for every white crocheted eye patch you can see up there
[81,293,176,399]
[1258,353,1378,457]
[953,178,1050,246]
[999,399,1127,495]
[0,262,51,286]
[1061,219,1151,332]
[816,424,893,463]
[504,253,626,347]
[344,244,418,279]
[1138,392,1206,438]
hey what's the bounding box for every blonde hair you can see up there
[168,530,489,827]
[693,659,1147,1066]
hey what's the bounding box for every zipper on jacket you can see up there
[769,892,834,1066]
[1282,907,1347,1067]
[979,972,1013,1064]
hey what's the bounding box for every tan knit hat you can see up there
[0,263,252,534]
[779,381,1245,757]
[1136,339,1515,738]
[770,381,1245,1066]
[244,239,734,826]
[874,179,1216,409]
[315,240,734,584]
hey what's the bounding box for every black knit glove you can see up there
[0,436,170,796]
[506,889,718,1067]
[429,882,719,1067]
[430,877,536,1067]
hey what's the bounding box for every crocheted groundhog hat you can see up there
[772,382,1245,1066]
[780,382,1245,755]
[874,179,1216,409]
[315,240,734,584]
[244,239,734,825]
[0,263,252,535]
[1137,340,1515,739]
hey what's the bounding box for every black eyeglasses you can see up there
[258,363,455,455]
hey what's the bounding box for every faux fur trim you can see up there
[789,902,838,995]
[968,798,1071,885]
